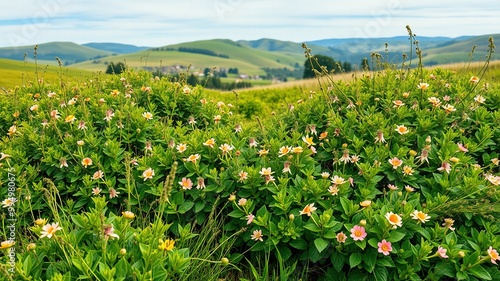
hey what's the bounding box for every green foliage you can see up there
[1,35,500,280]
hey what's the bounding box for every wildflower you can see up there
[78,121,87,130]
[374,130,386,143]
[437,246,448,258]
[142,112,153,120]
[350,225,367,241]
[35,218,47,226]
[443,95,451,102]
[196,177,206,189]
[378,240,392,256]
[1,197,17,208]
[183,86,191,94]
[485,174,500,186]
[81,157,92,168]
[103,224,119,240]
[450,157,460,163]
[328,185,339,196]
[488,246,500,264]
[350,154,360,163]
[259,167,273,177]
[203,138,216,148]
[246,214,255,225]
[40,222,62,239]
[492,158,500,165]
[110,89,120,97]
[238,171,248,182]
[214,115,222,124]
[0,153,10,161]
[321,172,330,179]
[417,82,429,90]
[200,98,207,105]
[47,91,56,98]
[470,76,479,83]
[176,143,187,153]
[395,125,409,135]
[457,143,468,152]
[402,92,410,98]
[103,109,114,122]
[248,138,258,147]
[428,97,441,107]
[393,100,405,107]
[186,154,200,163]
[331,175,346,185]
[442,218,455,231]
[258,149,269,157]
[300,203,317,217]
[474,95,486,104]
[109,188,120,198]
[360,200,372,207]
[142,168,154,181]
[278,146,292,157]
[0,240,15,250]
[416,149,430,164]
[219,143,234,155]
[228,194,236,202]
[292,146,303,154]
[122,211,135,219]
[442,104,456,114]
[437,162,451,174]
[234,124,242,133]
[319,131,328,140]
[188,116,196,125]
[238,198,247,206]
[65,115,76,123]
[405,185,415,192]
[402,165,414,175]
[92,170,104,180]
[339,150,350,164]
[283,161,292,174]
[67,98,76,105]
[388,157,403,169]
[385,212,403,228]
[179,177,193,190]
[302,135,315,147]
[92,187,101,195]
[251,229,264,242]
[411,210,431,223]
[336,232,347,243]
[387,184,398,191]
[158,238,175,251]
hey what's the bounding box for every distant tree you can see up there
[303,54,337,79]
[360,58,370,71]
[106,62,126,74]
[187,74,199,87]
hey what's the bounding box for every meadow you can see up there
[0,33,500,281]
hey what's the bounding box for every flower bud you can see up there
[289,214,295,221]
[27,243,36,251]
[458,251,465,258]
[120,248,127,256]
[228,194,236,202]
[359,219,367,226]
[221,257,229,266]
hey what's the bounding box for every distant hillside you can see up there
[83,43,150,54]
[0,42,114,65]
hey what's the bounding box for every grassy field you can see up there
[0,58,99,90]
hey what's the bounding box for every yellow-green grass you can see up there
[0,58,98,89]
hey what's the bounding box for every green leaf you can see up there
[178,201,194,214]
[349,253,363,268]
[355,239,367,250]
[373,266,388,281]
[314,238,329,253]
[362,248,377,273]
[303,220,322,232]
[388,231,406,242]
[289,238,308,250]
[339,197,352,215]
[227,209,245,218]
[468,264,492,280]
[331,253,345,272]
[71,214,87,229]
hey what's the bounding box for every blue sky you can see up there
[1,0,499,48]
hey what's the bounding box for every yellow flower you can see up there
[360,200,372,207]
[417,82,429,90]
[7,125,17,136]
[40,222,62,239]
[142,112,153,120]
[203,138,216,148]
[0,240,15,250]
[299,203,317,217]
[410,210,430,223]
[158,238,175,251]
[35,218,47,226]
[278,146,292,157]
[385,212,403,228]
[186,154,200,163]
[403,165,414,175]
[81,157,93,168]
[388,157,403,169]
[65,114,76,123]
[122,211,135,219]
[142,168,155,181]
[302,135,315,147]
[395,125,409,135]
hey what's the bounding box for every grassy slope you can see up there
[0,58,97,89]
[71,39,305,75]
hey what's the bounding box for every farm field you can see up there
[1,37,500,280]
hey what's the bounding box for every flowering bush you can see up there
[1,37,500,280]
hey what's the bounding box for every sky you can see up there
[1,0,500,48]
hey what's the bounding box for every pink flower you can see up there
[251,229,263,242]
[377,239,392,256]
[179,177,193,190]
[437,246,448,258]
[437,162,451,174]
[350,225,367,241]
[388,157,403,169]
[488,246,500,264]
[457,143,468,153]
[336,232,347,243]
[246,214,255,225]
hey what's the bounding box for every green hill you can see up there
[0,42,115,65]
